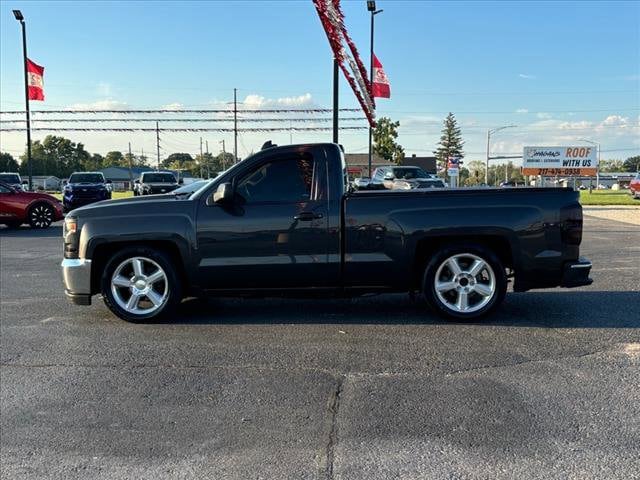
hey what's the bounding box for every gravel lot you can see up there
[1,216,639,479]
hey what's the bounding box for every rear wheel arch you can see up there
[412,234,515,289]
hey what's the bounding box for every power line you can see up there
[0,108,362,115]
[0,117,366,124]
[0,126,368,133]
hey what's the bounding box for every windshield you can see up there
[143,173,176,183]
[0,173,20,184]
[393,168,430,179]
[69,173,104,184]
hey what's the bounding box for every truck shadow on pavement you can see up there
[170,291,640,329]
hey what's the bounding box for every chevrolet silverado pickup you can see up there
[61,142,592,322]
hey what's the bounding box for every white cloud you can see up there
[162,102,184,110]
[66,99,129,111]
[515,108,529,114]
[518,73,536,79]
[241,93,314,109]
[536,112,552,119]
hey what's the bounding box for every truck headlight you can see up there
[64,217,77,234]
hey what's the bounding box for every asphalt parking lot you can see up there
[1,215,639,480]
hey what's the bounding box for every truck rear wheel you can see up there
[101,247,182,322]
[423,244,507,320]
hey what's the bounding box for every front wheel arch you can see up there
[100,246,182,322]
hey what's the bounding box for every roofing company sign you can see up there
[522,146,598,176]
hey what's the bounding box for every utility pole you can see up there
[205,140,209,178]
[199,137,203,179]
[233,88,238,164]
[156,121,161,170]
[127,142,134,188]
[485,130,490,185]
[220,139,226,170]
[367,1,383,178]
[332,59,339,144]
[486,125,517,185]
[13,10,32,191]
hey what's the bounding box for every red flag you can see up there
[371,54,390,99]
[27,59,44,101]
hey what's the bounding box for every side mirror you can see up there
[212,182,232,203]
[21,180,28,185]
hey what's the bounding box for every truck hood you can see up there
[69,194,192,217]
[67,183,106,189]
[142,182,178,187]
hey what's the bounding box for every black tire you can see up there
[28,202,54,229]
[422,243,507,321]
[101,247,182,322]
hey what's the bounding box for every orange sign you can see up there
[523,167,598,176]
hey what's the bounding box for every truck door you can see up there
[195,150,335,290]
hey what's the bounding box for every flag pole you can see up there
[333,59,339,144]
[15,11,32,191]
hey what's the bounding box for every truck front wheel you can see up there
[101,247,182,322]
[423,244,507,320]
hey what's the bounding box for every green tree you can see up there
[622,155,640,172]
[104,151,125,167]
[84,153,104,171]
[162,153,193,169]
[1,152,19,172]
[464,160,485,186]
[599,159,624,173]
[434,112,465,177]
[19,136,90,178]
[214,152,235,171]
[373,117,405,164]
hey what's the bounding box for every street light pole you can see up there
[579,138,600,189]
[367,1,383,178]
[486,125,517,185]
[14,10,32,191]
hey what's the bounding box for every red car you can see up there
[0,181,63,228]
[630,173,640,200]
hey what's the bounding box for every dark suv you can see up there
[63,172,112,213]
[133,171,179,196]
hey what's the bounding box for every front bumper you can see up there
[61,258,92,305]
[560,257,593,288]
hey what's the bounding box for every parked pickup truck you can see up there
[133,171,179,196]
[63,172,112,212]
[61,142,592,322]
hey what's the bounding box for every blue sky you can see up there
[1,0,638,162]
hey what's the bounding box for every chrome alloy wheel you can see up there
[434,253,496,314]
[30,204,53,228]
[110,256,169,315]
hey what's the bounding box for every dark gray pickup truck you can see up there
[62,142,592,322]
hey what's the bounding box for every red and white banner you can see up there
[313,0,376,127]
[371,54,390,99]
[27,59,45,101]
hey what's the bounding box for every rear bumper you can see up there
[61,258,92,305]
[560,257,593,288]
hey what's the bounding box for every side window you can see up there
[236,156,316,204]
